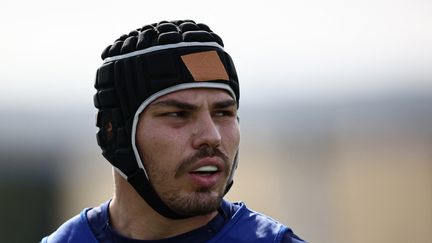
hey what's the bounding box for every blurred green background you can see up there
[1,1,431,242]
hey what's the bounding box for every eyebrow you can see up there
[149,99,237,110]
[213,99,237,109]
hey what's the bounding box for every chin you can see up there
[165,189,224,217]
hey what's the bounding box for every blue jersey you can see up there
[41,200,305,243]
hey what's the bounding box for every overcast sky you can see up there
[1,0,431,109]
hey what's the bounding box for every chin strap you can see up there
[127,168,190,219]
[224,180,234,195]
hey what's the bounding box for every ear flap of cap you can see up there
[113,59,143,118]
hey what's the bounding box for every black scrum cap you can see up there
[94,20,240,219]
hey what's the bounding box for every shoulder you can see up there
[41,208,98,243]
[281,229,307,243]
[237,202,289,238]
[242,206,306,242]
[241,205,307,243]
[212,201,306,242]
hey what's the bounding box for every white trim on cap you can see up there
[103,42,224,63]
[114,167,128,179]
[130,82,236,180]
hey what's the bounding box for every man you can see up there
[42,20,305,242]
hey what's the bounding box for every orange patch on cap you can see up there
[181,50,229,82]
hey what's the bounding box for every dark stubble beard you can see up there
[145,146,231,217]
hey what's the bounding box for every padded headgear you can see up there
[94,20,240,219]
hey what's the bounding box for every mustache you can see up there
[175,146,229,178]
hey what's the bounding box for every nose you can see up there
[191,113,221,149]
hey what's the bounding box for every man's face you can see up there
[136,88,240,216]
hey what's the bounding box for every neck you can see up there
[109,171,218,240]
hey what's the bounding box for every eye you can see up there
[214,109,236,117]
[160,111,189,118]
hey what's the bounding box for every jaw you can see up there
[157,178,227,217]
[166,191,224,216]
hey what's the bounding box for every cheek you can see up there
[221,123,240,156]
[138,135,174,181]
[137,124,189,170]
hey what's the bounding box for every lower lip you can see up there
[187,172,222,188]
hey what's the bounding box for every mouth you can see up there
[190,165,220,176]
[186,159,225,188]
